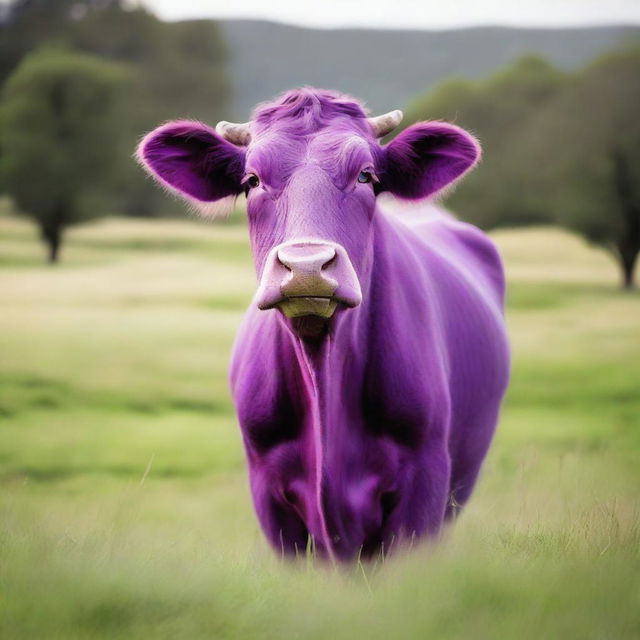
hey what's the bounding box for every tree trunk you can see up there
[41,222,62,264]
[612,149,639,291]
[620,249,637,290]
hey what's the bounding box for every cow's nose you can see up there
[277,244,336,276]
[277,244,338,300]
[255,240,362,314]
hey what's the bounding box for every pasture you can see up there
[1,209,639,639]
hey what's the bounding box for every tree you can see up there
[404,49,640,289]
[0,47,129,262]
[403,56,568,230]
[522,47,640,289]
[0,0,230,217]
[0,0,84,83]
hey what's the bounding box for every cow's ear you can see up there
[379,122,480,199]
[137,120,245,216]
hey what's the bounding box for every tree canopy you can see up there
[405,49,640,288]
[0,0,230,216]
[0,47,129,262]
[522,47,640,288]
[404,55,568,230]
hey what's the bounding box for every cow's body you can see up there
[231,204,509,560]
[138,88,510,561]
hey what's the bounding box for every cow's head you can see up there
[137,89,479,339]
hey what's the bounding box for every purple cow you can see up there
[137,88,510,561]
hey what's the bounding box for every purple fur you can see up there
[138,88,510,561]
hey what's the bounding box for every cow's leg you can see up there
[251,476,310,557]
[419,443,452,536]
[445,467,483,520]
[445,404,502,521]
[386,440,451,547]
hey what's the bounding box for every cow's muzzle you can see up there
[255,240,362,318]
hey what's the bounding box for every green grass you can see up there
[1,212,639,639]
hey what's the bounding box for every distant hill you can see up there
[219,20,639,118]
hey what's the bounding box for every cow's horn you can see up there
[367,110,403,138]
[216,120,251,146]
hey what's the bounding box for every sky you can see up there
[138,0,640,29]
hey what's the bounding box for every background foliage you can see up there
[1,47,129,261]
[404,48,640,287]
[1,0,639,282]
[1,0,229,218]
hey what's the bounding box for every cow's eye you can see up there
[246,173,260,188]
[357,171,373,184]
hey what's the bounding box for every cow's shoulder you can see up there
[382,205,505,306]
[421,216,506,309]
[446,219,503,275]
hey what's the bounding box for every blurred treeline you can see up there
[0,1,638,287]
[404,49,640,288]
[0,0,228,220]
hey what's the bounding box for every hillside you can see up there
[219,20,639,117]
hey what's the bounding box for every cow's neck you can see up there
[281,216,385,559]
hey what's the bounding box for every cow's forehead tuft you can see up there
[252,87,370,138]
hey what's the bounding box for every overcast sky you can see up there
[138,0,640,29]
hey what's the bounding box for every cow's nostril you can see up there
[276,252,292,271]
[321,255,336,271]
[277,245,336,275]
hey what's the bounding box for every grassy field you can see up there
[1,209,639,639]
